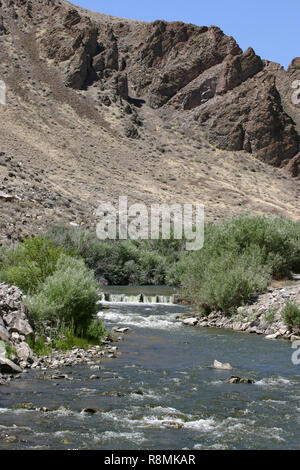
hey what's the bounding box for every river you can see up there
[0,287,299,450]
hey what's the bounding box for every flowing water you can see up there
[0,287,299,450]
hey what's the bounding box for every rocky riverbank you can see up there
[180,283,300,341]
[0,283,123,385]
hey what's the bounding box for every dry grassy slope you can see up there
[0,0,299,245]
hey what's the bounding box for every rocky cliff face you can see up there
[0,0,299,244]
[19,0,299,175]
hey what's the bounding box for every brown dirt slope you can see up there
[0,0,299,244]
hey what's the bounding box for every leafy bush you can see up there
[165,256,189,286]
[25,255,99,335]
[86,318,106,342]
[281,301,300,327]
[0,236,66,293]
[180,215,300,314]
[214,215,300,278]
[46,224,184,285]
[183,248,270,314]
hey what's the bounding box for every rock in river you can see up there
[182,318,199,326]
[213,360,233,370]
[227,376,255,384]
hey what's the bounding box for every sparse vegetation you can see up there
[262,306,279,324]
[4,342,17,360]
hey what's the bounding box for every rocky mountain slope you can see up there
[0,0,299,244]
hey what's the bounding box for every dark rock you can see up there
[114,72,128,100]
[227,375,255,384]
[0,15,8,35]
[196,73,299,166]
[64,9,81,29]
[0,357,23,374]
[125,124,139,139]
[82,408,97,414]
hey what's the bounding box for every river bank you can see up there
[1,280,300,386]
[180,282,300,341]
[0,282,123,385]
[1,279,300,392]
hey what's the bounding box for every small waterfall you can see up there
[99,292,176,305]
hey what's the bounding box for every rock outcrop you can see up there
[195,73,299,167]
[0,283,34,372]
[8,0,296,175]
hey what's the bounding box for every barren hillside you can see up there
[0,0,299,244]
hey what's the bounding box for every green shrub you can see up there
[183,248,270,314]
[25,255,99,335]
[165,256,189,286]
[281,301,300,327]
[216,215,300,278]
[86,318,106,342]
[180,214,300,314]
[0,236,66,293]
[46,225,182,285]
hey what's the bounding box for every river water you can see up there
[0,287,299,450]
